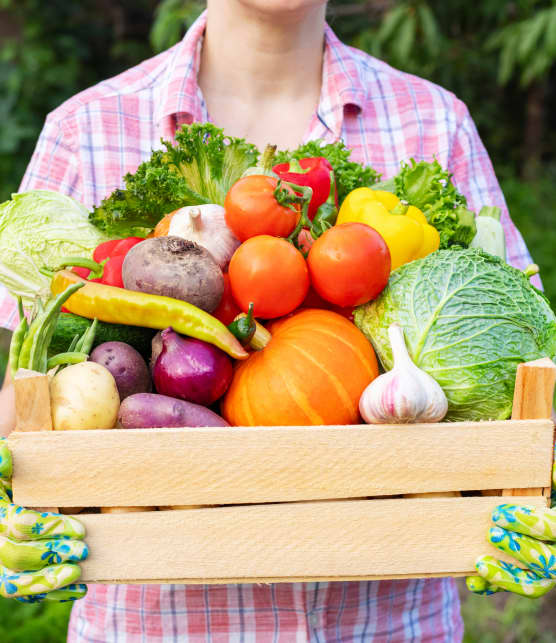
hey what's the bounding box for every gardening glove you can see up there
[0,437,88,603]
[466,443,556,598]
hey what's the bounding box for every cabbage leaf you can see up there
[354,249,556,421]
[0,190,113,306]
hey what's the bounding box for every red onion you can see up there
[152,328,233,405]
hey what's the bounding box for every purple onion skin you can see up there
[152,328,233,406]
[119,393,229,428]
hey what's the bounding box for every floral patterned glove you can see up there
[466,444,556,598]
[0,437,88,603]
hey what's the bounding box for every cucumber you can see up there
[49,313,156,361]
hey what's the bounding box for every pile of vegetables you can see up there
[1,122,554,435]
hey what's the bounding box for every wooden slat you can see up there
[13,369,57,513]
[503,358,556,496]
[77,496,548,583]
[9,420,553,508]
[14,369,52,432]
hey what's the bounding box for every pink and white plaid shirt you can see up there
[1,10,536,642]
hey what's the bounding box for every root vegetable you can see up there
[90,341,151,400]
[50,361,120,430]
[118,393,229,428]
[122,236,224,313]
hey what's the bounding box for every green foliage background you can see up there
[0,1,555,641]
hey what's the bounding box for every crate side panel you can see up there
[78,496,548,583]
[9,421,554,507]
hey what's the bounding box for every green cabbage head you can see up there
[0,190,113,306]
[354,249,556,421]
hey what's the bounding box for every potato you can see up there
[90,341,151,400]
[122,236,224,312]
[50,361,120,430]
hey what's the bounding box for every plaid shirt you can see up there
[2,9,536,641]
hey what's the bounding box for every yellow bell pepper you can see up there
[337,188,440,270]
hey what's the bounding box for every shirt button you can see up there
[309,613,319,628]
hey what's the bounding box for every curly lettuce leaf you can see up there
[89,123,259,237]
[354,249,556,421]
[393,159,476,249]
[274,139,380,204]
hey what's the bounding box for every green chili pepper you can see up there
[8,298,28,377]
[228,303,256,344]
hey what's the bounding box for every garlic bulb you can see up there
[168,204,240,269]
[359,323,448,424]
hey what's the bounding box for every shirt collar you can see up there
[154,11,208,140]
[155,11,368,141]
[318,24,367,139]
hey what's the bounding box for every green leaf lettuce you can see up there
[0,190,112,306]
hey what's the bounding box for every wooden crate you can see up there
[7,359,555,584]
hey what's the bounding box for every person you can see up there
[0,1,554,641]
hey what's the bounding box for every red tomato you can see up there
[224,176,300,242]
[212,274,242,326]
[297,228,315,254]
[307,223,391,308]
[101,255,125,287]
[228,236,309,319]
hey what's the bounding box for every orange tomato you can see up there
[228,235,309,319]
[224,175,300,242]
[307,222,391,308]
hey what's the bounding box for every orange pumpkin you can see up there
[221,309,378,426]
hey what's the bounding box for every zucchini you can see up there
[49,313,156,361]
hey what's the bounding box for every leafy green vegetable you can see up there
[274,139,380,204]
[89,123,259,237]
[0,190,112,307]
[393,158,476,249]
[354,249,556,421]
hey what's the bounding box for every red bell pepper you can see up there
[69,237,144,284]
[272,157,338,221]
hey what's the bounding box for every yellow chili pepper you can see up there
[51,270,248,360]
[337,188,440,270]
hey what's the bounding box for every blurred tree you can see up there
[150,0,204,52]
[486,1,556,178]
[0,0,158,200]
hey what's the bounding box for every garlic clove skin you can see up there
[359,323,448,424]
[168,204,240,270]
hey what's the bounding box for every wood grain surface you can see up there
[13,369,52,432]
[76,496,549,583]
[503,358,556,496]
[9,420,554,508]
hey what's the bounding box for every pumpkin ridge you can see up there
[278,336,358,419]
[265,341,325,425]
[309,326,376,378]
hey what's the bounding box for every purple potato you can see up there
[90,341,151,400]
[118,393,229,428]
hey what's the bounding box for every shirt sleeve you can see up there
[0,116,83,330]
[446,101,541,288]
